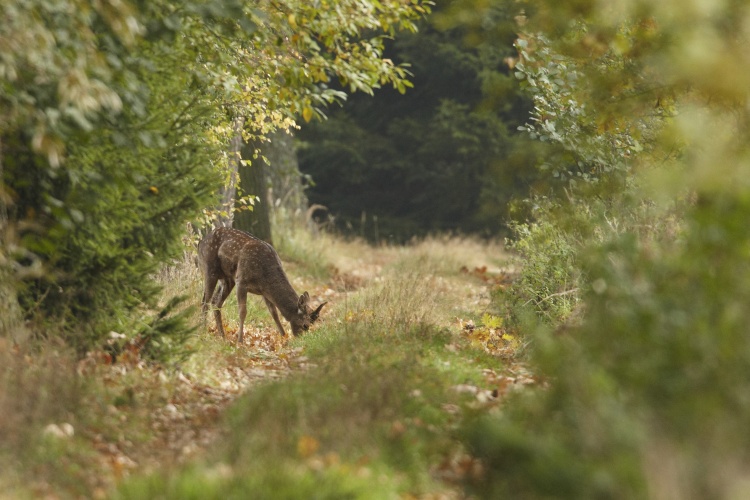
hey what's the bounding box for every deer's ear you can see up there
[311,302,327,322]
[298,292,310,308]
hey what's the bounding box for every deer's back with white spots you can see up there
[198,227,326,343]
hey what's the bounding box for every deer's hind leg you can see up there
[202,271,220,318]
[212,279,235,338]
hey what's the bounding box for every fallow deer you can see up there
[198,227,326,343]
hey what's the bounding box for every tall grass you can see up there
[0,339,94,496]
[0,341,84,449]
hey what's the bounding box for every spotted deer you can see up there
[198,227,326,343]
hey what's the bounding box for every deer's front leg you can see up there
[237,285,249,344]
[263,297,287,337]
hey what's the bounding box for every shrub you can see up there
[464,194,750,499]
[503,212,583,326]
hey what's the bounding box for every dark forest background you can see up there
[297,5,539,242]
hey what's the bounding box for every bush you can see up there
[4,34,223,354]
[464,194,750,499]
[503,212,583,326]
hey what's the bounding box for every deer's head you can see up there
[291,292,327,336]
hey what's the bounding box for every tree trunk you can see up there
[0,136,28,342]
[215,117,245,229]
[234,138,273,244]
[265,129,307,214]
[232,128,310,245]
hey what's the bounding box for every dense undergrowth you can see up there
[451,2,750,496]
[465,194,750,499]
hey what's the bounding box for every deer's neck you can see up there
[262,258,299,319]
[263,270,301,320]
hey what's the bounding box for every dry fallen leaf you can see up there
[43,423,74,439]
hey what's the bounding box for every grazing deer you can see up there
[198,227,326,343]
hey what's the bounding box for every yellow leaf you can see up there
[297,435,320,458]
[481,313,503,329]
[302,107,313,122]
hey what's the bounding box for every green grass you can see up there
[117,320,504,499]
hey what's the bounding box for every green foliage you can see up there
[581,196,750,439]
[298,4,537,241]
[513,32,656,189]
[464,377,647,499]
[503,213,582,326]
[116,462,392,500]
[452,0,750,497]
[496,12,671,329]
[502,192,679,327]
[3,7,224,349]
[467,195,750,499]
[135,297,197,364]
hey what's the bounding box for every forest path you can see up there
[57,236,525,498]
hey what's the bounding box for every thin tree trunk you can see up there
[234,138,273,244]
[0,136,28,342]
[215,117,245,229]
[265,129,307,214]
